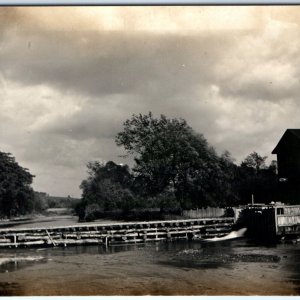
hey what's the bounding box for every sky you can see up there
[1,6,300,197]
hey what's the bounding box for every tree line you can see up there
[0,152,79,219]
[76,113,279,221]
[0,112,281,220]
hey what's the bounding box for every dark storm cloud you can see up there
[1,30,233,99]
[3,23,300,108]
[1,27,241,147]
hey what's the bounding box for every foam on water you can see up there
[0,256,44,266]
[205,227,247,242]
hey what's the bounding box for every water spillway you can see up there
[0,217,235,248]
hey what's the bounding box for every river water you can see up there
[0,215,299,296]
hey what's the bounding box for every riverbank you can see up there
[0,214,122,230]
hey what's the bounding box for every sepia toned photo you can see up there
[0,5,300,296]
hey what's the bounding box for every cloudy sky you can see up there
[1,6,300,197]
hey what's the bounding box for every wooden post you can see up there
[167,231,171,240]
[14,234,17,248]
[46,230,57,247]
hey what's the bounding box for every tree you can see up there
[212,151,240,206]
[241,152,267,174]
[0,152,35,218]
[33,192,49,212]
[116,112,223,209]
[78,161,135,220]
[236,152,277,204]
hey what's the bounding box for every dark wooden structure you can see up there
[272,129,300,203]
[243,204,300,240]
[272,129,300,181]
[0,217,235,248]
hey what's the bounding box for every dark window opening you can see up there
[277,208,284,215]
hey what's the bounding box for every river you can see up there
[0,215,299,295]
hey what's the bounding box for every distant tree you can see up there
[236,152,277,204]
[0,152,35,218]
[241,152,267,174]
[214,151,240,206]
[33,192,49,212]
[44,195,80,209]
[78,161,135,220]
[116,112,225,209]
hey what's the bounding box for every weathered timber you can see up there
[46,230,57,247]
[0,240,45,247]
[0,218,234,233]
[0,217,234,248]
[241,204,300,240]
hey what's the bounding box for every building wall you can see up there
[276,206,300,231]
[277,215,300,226]
[277,150,300,180]
[275,132,300,181]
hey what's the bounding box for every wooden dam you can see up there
[0,217,235,248]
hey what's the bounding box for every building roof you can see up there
[272,129,300,154]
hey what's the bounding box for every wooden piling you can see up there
[14,234,17,248]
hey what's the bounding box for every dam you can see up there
[0,217,235,248]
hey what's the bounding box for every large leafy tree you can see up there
[0,152,35,217]
[116,112,226,209]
